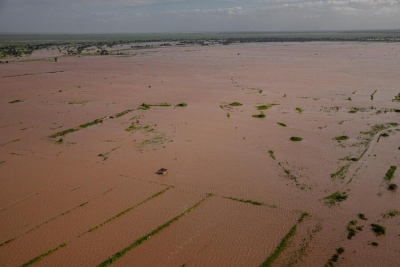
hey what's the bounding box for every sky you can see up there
[0,0,399,33]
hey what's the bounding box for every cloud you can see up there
[0,0,399,33]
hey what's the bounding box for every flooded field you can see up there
[0,42,399,267]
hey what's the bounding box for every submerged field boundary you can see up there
[18,186,172,267]
[16,187,307,266]
[222,195,277,208]
[48,109,133,139]
[85,186,172,234]
[96,193,213,267]
[2,70,65,78]
[0,188,114,248]
[346,122,399,184]
[260,212,309,267]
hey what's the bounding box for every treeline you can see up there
[1,35,399,58]
[221,36,400,44]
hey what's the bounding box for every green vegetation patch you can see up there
[371,223,386,236]
[371,90,377,100]
[290,136,303,142]
[256,103,278,110]
[362,123,398,137]
[229,102,243,106]
[252,111,266,118]
[8,99,23,104]
[334,135,349,141]
[138,102,172,110]
[377,132,390,142]
[138,104,150,110]
[340,156,358,162]
[384,166,397,181]
[49,128,79,138]
[347,220,362,239]
[392,93,400,102]
[277,122,287,127]
[176,102,187,107]
[295,107,303,113]
[227,113,231,118]
[358,213,368,220]
[126,123,154,133]
[138,135,167,148]
[79,118,103,129]
[0,160,5,166]
[324,191,348,206]
[149,102,172,107]
[326,247,345,267]
[382,210,400,219]
[50,110,144,138]
[112,109,133,118]
[260,212,309,267]
[348,107,371,113]
[268,150,276,160]
[20,243,68,267]
[330,164,350,180]
[97,194,212,267]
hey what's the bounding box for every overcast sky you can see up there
[0,0,399,33]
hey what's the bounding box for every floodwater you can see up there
[0,42,399,266]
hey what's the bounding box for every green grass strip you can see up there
[256,103,278,110]
[8,99,23,104]
[148,103,171,107]
[49,109,138,138]
[89,187,171,233]
[224,196,264,206]
[97,194,212,267]
[78,119,103,129]
[113,110,133,118]
[20,243,68,267]
[260,212,309,267]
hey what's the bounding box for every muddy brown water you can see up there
[0,42,399,266]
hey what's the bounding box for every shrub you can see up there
[252,112,266,118]
[371,223,386,236]
[324,191,347,205]
[335,136,349,141]
[388,183,398,191]
[229,102,242,106]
